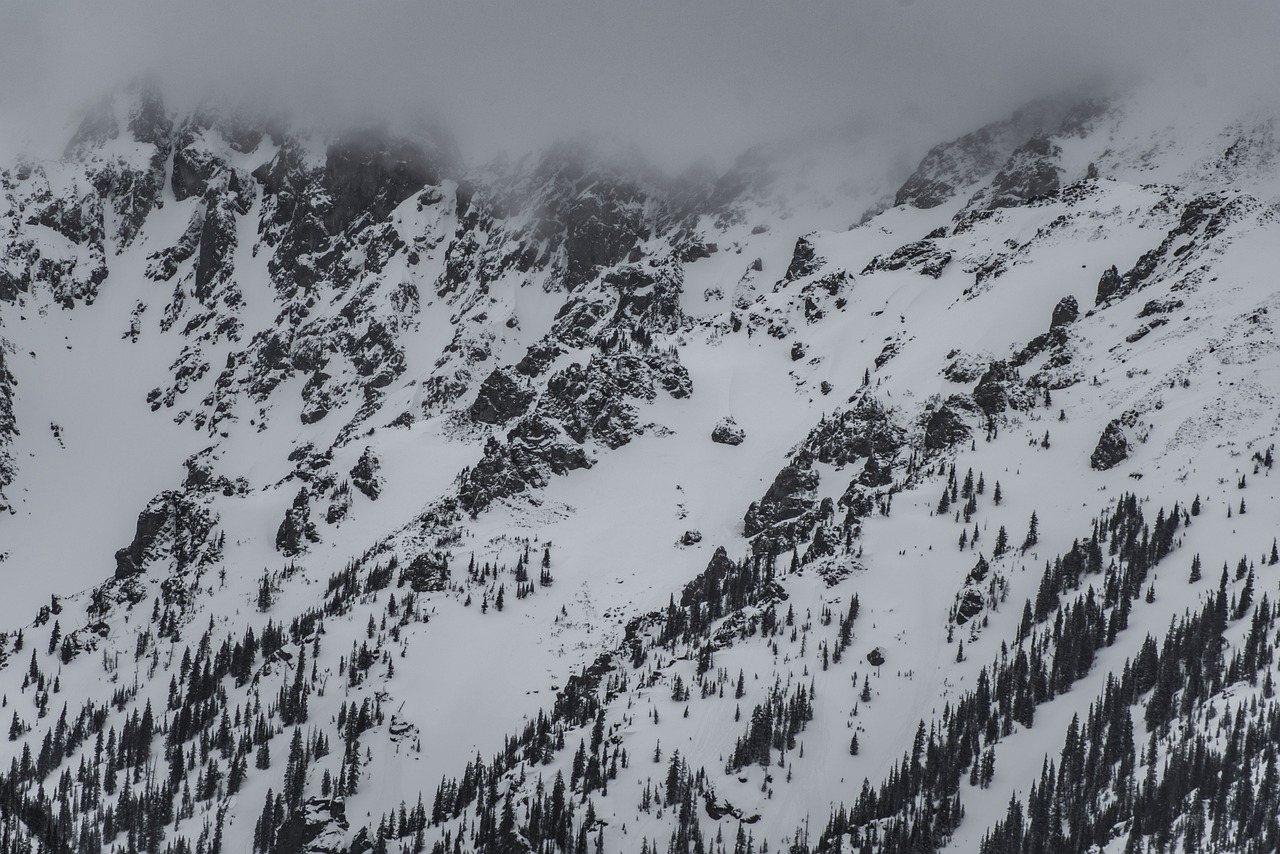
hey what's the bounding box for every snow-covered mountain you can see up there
[4,76,1280,854]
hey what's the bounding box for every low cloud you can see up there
[1,0,1278,170]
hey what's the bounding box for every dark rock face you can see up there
[350,447,382,500]
[146,208,205,281]
[12,173,110,306]
[0,347,15,510]
[300,371,336,425]
[783,234,823,281]
[601,262,687,336]
[973,361,1029,416]
[923,400,973,451]
[403,553,450,593]
[1090,420,1130,470]
[1137,297,1185,318]
[193,190,242,303]
[858,454,893,487]
[967,554,990,584]
[894,98,1074,209]
[98,83,173,248]
[955,589,986,625]
[181,449,247,496]
[549,296,612,348]
[866,648,886,667]
[171,124,224,202]
[862,240,952,279]
[470,367,536,425]
[1095,265,1122,305]
[323,131,443,235]
[680,547,736,608]
[981,133,1062,210]
[515,339,566,378]
[114,491,220,580]
[538,147,655,288]
[1051,295,1080,329]
[1095,194,1251,307]
[272,797,350,854]
[799,397,904,466]
[457,420,594,516]
[276,488,320,556]
[711,417,745,446]
[325,489,352,524]
[536,351,690,450]
[743,457,819,538]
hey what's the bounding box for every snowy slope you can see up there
[2,78,1280,854]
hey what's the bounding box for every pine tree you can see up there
[1236,568,1255,619]
[257,573,274,612]
[994,525,1009,558]
[256,739,270,769]
[1021,511,1039,553]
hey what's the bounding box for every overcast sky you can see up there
[2,1,1279,171]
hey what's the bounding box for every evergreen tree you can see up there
[994,525,1009,557]
[1021,511,1039,553]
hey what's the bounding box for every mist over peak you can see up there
[4,0,1279,173]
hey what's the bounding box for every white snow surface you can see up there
[2,80,1280,854]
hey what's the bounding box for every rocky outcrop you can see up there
[276,488,320,556]
[973,361,1033,416]
[1090,420,1130,470]
[923,398,975,451]
[743,456,819,539]
[1050,295,1079,328]
[798,397,904,466]
[1095,265,1122,305]
[272,797,350,854]
[857,454,894,487]
[894,98,1075,209]
[979,133,1062,210]
[12,172,110,306]
[146,207,205,281]
[601,262,687,336]
[711,417,745,446]
[323,130,450,235]
[0,345,16,511]
[193,177,247,304]
[1095,194,1256,306]
[783,234,824,281]
[114,490,221,580]
[952,554,992,626]
[470,367,536,425]
[457,418,594,516]
[862,239,952,279]
[536,351,691,450]
[350,447,382,500]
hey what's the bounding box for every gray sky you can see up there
[2,1,1279,171]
